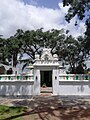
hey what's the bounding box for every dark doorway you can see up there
[40,71,52,87]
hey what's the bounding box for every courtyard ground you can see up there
[0,95,90,120]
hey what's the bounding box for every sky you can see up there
[23,0,60,9]
[0,0,86,38]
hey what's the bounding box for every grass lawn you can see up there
[0,105,27,120]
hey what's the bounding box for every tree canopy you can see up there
[0,38,8,65]
[63,0,90,56]
[63,0,90,23]
[0,28,88,73]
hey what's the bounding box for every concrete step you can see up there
[40,93,52,96]
[40,87,52,93]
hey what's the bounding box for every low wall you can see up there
[56,74,90,96]
[0,81,34,96]
[58,80,90,96]
[0,74,90,96]
[0,74,35,96]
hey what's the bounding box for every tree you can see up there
[54,35,85,73]
[63,0,90,54]
[39,29,65,54]
[6,29,24,67]
[63,0,90,23]
[62,0,90,72]
[22,29,43,62]
[0,38,8,65]
[84,18,90,55]
[0,28,86,74]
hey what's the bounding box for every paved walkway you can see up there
[0,95,90,107]
[0,95,90,120]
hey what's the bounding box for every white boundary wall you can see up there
[0,81,34,96]
[0,74,36,96]
[58,81,90,96]
[53,74,90,96]
[0,74,90,96]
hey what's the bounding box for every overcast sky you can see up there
[0,0,86,38]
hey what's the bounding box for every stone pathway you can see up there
[0,95,90,120]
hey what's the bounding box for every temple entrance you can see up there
[33,48,60,95]
[40,70,52,94]
[40,71,52,87]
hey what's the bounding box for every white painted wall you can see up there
[0,74,90,96]
[0,81,34,96]
[58,81,90,96]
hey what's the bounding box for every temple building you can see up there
[28,48,66,87]
[0,48,90,96]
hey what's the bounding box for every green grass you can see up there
[0,105,27,120]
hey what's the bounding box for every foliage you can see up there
[84,18,90,55]
[0,38,9,65]
[63,0,90,55]
[55,35,86,73]
[0,28,87,73]
[63,0,90,23]
[0,105,26,120]
[6,29,24,67]
[22,29,43,61]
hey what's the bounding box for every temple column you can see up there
[33,67,40,95]
[52,67,59,95]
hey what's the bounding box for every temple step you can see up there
[40,87,52,93]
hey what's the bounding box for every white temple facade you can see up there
[30,48,65,95]
[0,48,90,96]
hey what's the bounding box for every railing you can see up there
[0,74,90,81]
[59,74,90,81]
[0,74,34,81]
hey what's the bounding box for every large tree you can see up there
[0,37,9,65]
[55,35,85,73]
[6,29,24,67]
[22,29,43,62]
[63,0,90,22]
[0,28,86,74]
[84,18,90,55]
[63,0,90,54]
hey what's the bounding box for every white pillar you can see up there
[33,68,40,95]
[52,68,59,95]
